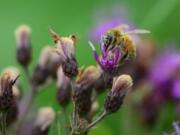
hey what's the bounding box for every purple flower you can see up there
[149,49,180,100]
[172,77,180,99]
[88,41,121,74]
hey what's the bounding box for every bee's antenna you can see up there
[88,41,96,51]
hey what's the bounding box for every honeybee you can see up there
[101,25,150,61]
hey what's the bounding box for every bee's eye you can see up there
[102,34,112,42]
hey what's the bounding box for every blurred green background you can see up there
[0,0,179,134]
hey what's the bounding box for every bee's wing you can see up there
[115,24,130,31]
[124,29,150,35]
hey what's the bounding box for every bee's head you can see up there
[101,32,114,45]
[101,32,114,51]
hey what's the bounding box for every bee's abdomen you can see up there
[120,36,136,61]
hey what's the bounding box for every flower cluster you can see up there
[0,22,142,135]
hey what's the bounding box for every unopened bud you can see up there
[94,67,113,94]
[2,67,22,99]
[76,66,101,89]
[0,72,19,111]
[73,66,101,117]
[32,46,52,86]
[15,25,32,67]
[2,67,20,85]
[104,74,133,113]
[12,85,21,100]
[6,103,18,126]
[48,50,62,79]
[56,66,71,107]
[34,107,55,131]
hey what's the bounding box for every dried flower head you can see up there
[56,66,71,107]
[105,74,133,113]
[50,28,78,78]
[15,25,32,67]
[35,107,55,131]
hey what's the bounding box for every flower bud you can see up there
[32,46,53,86]
[15,25,32,67]
[73,66,101,117]
[0,72,19,111]
[2,67,20,85]
[12,85,21,100]
[56,66,71,107]
[33,107,55,134]
[2,67,22,99]
[93,67,113,94]
[104,74,133,113]
[76,66,101,89]
[48,49,62,79]
[50,29,78,78]
[6,103,18,126]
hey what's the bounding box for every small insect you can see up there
[101,25,150,61]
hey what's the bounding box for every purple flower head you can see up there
[149,49,180,100]
[88,41,121,75]
[172,77,180,100]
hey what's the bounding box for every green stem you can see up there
[16,67,37,134]
[61,108,70,135]
[1,112,7,135]
[71,80,78,128]
[85,111,107,132]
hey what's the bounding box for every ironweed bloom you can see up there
[105,74,133,113]
[56,66,71,107]
[89,41,122,75]
[137,48,180,126]
[73,66,101,117]
[148,49,180,101]
[32,107,55,135]
[50,28,78,78]
[15,25,32,67]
